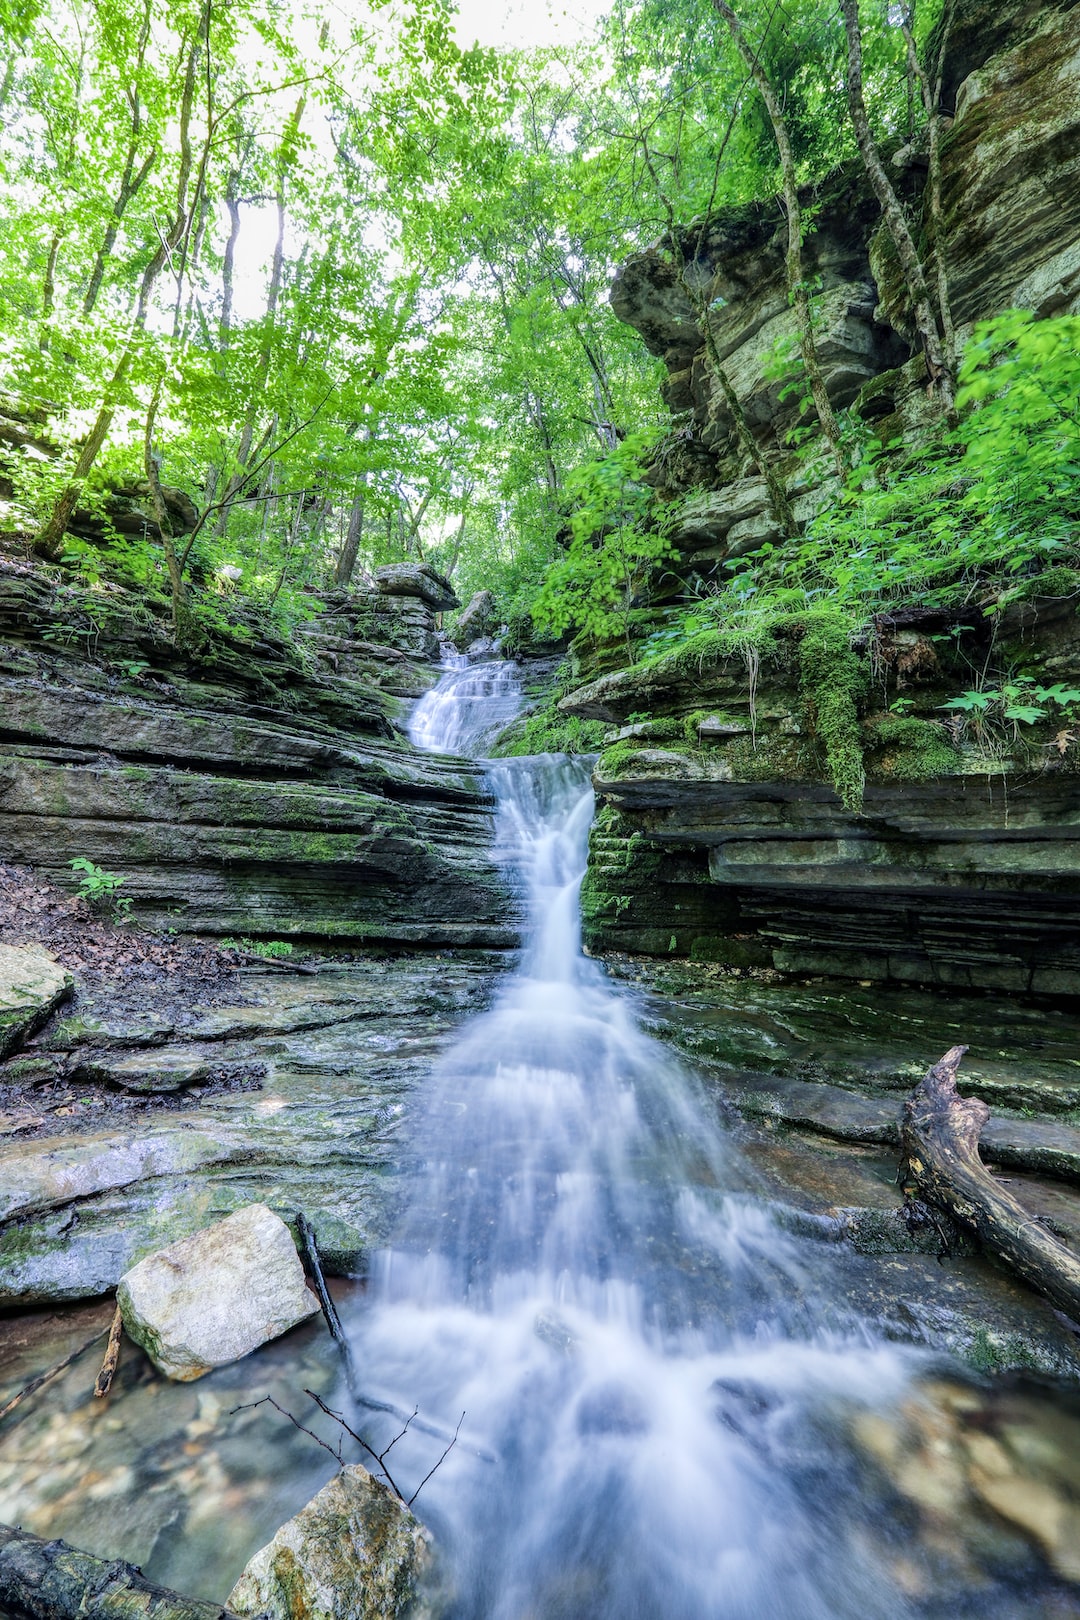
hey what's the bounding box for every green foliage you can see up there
[701,311,1080,631]
[940,678,1080,746]
[532,431,674,661]
[69,857,132,916]
[220,936,294,958]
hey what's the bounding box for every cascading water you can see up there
[348,657,925,1619]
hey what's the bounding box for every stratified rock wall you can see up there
[0,562,512,946]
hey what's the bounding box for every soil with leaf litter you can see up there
[0,862,266,1137]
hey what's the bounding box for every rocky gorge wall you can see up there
[566,0,1080,997]
[0,557,514,948]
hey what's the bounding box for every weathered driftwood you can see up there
[901,1045,1080,1322]
[93,1305,124,1400]
[0,1525,244,1620]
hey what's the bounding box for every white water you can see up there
[352,657,920,1619]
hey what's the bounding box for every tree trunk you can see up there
[840,0,956,420]
[39,231,63,353]
[900,3,958,379]
[901,1046,1080,1322]
[712,0,846,475]
[335,484,367,585]
[0,1524,243,1620]
[37,5,210,558]
[144,378,188,632]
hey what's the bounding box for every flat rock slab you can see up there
[727,1073,1080,1184]
[228,1463,434,1620]
[0,944,71,1060]
[117,1202,318,1381]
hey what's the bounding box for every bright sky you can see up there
[452,0,610,51]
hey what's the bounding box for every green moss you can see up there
[870,715,961,780]
[725,731,807,781]
[796,611,867,811]
[965,1326,1044,1376]
[491,709,607,757]
[597,740,647,779]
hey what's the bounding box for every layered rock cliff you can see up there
[0,558,513,947]
[566,0,1080,996]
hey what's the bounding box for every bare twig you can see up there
[407,1411,463,1508]
[232,1387,462,1510]
[296,1212,360,1395]
[0,1327,108,1426]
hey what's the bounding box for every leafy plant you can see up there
[69,858,132,917]
[532,432,674,664]
[220,936,294,959]
[940,678,1080,743]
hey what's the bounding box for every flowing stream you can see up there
[350,657,925,1620]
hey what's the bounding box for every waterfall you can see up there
[349,658,919,1620]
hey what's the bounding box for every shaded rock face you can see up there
[587,1,1080,994]
[610,184,907,484]
[609,0,1080,549]
[873,0,1080,342]
[568,626,1080,994]
[0,944,71,1059]
[228,1464,434,1620]
[117,1203,319,1381]
[375,561,458,612]
[450,588,497,651]
[0,563,513,945]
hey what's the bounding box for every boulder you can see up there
[227,1463,434,1620]
[116,1202,318,1380]
[0,944,72,1060]
[449,589,497,651]
[375,563,458,612]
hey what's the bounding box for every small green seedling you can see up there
[69,858,133,917]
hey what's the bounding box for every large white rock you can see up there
[0,943,72,1059]
[228,1464,434,1620]
[116,1203,318,1380]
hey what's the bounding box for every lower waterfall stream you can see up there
[350,656,924,1620]
[2,657,1079,1616]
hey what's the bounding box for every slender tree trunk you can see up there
[220,166,243,342]
[37,3,210,558]
[900,3,957,378]
[216,191,287,535]
[840,0,956,419]
[712,0,847,475]
[637,132,798,535]
[143,378,187,632]
[39,230,63,352]
[335,483,367,585]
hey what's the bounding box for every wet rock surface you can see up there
[0,561,513,947]
[0,953,502,1305]
[228,1464,434,1620]
[0,943,71,1060]
[117,1204,319,1382]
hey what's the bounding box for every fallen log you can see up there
[901,1045,1080,1323]
[0,1525,244,1620]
